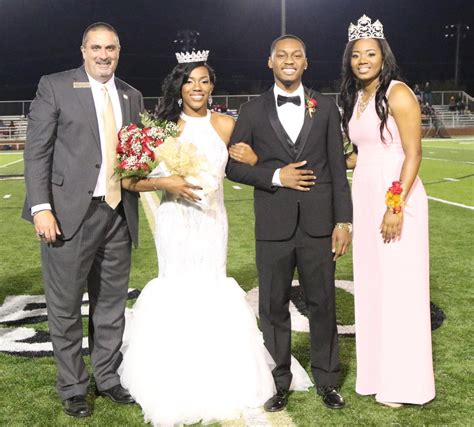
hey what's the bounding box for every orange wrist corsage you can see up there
[385,181,403,214]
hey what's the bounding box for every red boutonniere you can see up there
[306,97,318,118]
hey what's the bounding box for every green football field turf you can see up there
[0,137,473,425]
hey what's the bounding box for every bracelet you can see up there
[385,181,403,214]
[336,222,353,233]
[32,209,49,216]
[149,178,158,191]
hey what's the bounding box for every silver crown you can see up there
[348,15,385,42]
[175,50,209,64]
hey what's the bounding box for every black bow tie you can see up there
[277,94,301,107]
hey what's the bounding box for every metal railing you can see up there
[0,116,27,143]
[0,91,471,117]
[1,91,472,145]
[423,112,474,128]
[143,93,341,111]
[144,91,472,111]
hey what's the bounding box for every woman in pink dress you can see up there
[340,15,435,406]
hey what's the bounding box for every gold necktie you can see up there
[102,86,121,209]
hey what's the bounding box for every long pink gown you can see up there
[349,80,435,404]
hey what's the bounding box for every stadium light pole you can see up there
[281,0,286,35]
[444,23,470,87]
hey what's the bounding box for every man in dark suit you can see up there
[22,22,143,417]
[226,35,352,411]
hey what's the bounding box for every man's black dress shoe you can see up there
[63,395,91,417]
[96,384,135,404]
[263,388,289,412]
[317,386,345,409]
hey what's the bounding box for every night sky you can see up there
[1,0,473,100]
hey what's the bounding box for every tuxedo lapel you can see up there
[73,66,100,148]
[295,88,315,161]
[264,90,294,158]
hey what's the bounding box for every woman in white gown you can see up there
[120,54,311,426]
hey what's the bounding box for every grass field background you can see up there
[0,137,473,425]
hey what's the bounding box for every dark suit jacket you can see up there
[226,87,352,241]
[22,66,143,246]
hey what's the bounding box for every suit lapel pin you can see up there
[73,82,91,89]
[123,94,129,99]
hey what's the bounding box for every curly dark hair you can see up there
[156,62,216,123]
[340,38,401,142]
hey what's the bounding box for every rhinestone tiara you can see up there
[175,50,209,64]
[348,15,385,42]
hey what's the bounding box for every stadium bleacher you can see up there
[0,116,27,149]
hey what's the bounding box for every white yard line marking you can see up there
[0,159,23,168]
[3,194,12,199]
[423,138,474,144]
[348,176,472,209]
[443,178,459,182]
[221,407,297,427]
[422,139,474,150]
[428,196,474,210]
[266,411,297,427]
[423,157,472,163]
[423,146,471,150]
[221,417,246,426]
[140,191,161,235]
[222,407,278,427]
[232,185,242,190]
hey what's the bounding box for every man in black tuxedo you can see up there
[23,23,142,417]
[226,35,352,410]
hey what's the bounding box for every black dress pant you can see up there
[256,218,340,391]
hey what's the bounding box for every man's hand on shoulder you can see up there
[279,160,316,191]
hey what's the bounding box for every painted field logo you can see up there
[0,281,443,357]
[0,283,355,357]
[0,290,140,357]
[246,280,356,335]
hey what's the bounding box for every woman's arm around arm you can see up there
[122,176,202,203]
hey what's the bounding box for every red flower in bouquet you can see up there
[115,113,178,179]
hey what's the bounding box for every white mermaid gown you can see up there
[119,111,311,426]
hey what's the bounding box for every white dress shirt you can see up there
[31,74,122,215]
[272,83,305,186]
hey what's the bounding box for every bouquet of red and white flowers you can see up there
[116,112,219,209]
[115,112,179,179]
